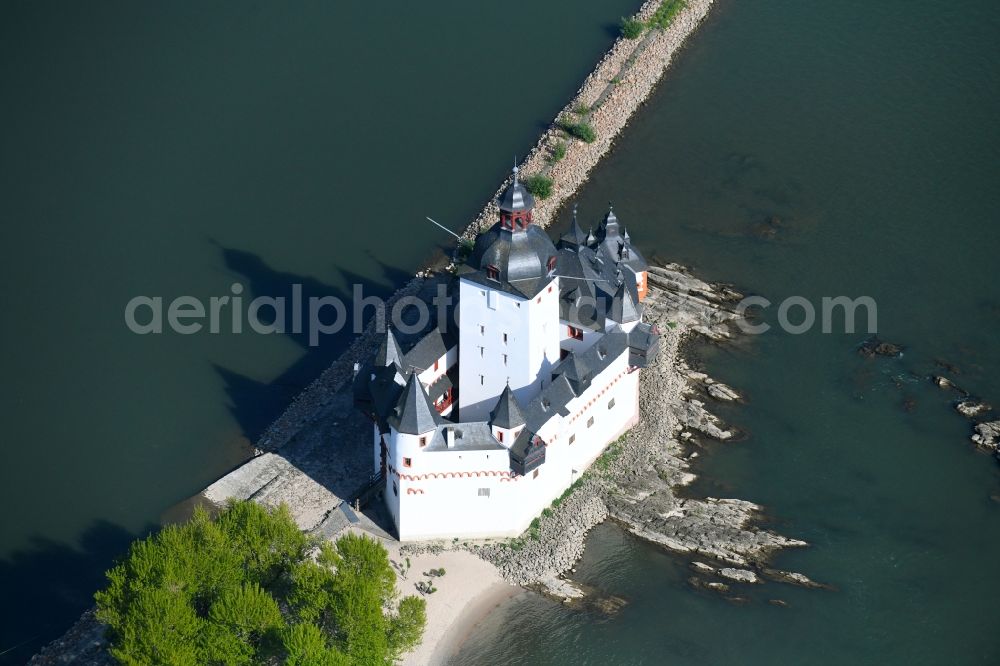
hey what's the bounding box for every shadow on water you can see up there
[212,243,414,442]
[8,246,421,662]
[0,521,153,666]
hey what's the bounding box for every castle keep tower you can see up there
[456,168,561,421]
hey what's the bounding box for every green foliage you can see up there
[593,435,626,473]
[523,174,554,199]
[282,623,349,666]
[572,101,590,116]
[95,501,425,666]
[559,120,597,144]
[388,596,427,657]
[551,477,584,508]
[620,16,645,39]
[649,0,687,30]
[549,140,567,163]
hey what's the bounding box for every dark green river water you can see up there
[456,0,1000,664]
[2,0,998,663]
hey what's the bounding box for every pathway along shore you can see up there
[29,1,822,663]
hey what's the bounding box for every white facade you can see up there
[457,277,560,422]
[355,175,656,542]
[385,356,639,541]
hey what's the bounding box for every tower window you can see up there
[419,436,427,447]
[587,416,595,428]
[486,264,500,281]
[503,333,508,343]
[480,325,485,335]
[569,434,576,445]
[403,457,412,468]
[433,359,440,371]
[608,398,616,410]
[533,469,539,479]
[478,487,490,497]
[503,354,508,366]
[497,431,504,443]
[480,375,484,385]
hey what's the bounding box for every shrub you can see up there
[550,140,567,162]
[560,120,597,144]
[649,0,687,30]
[620,17,645,39]
[523,174,554,199]
[573,101,591,115]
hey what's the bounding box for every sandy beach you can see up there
[381,544,517,666]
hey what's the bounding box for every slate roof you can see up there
[521,326,631,432]
[462,223,557,299]
[388,372,442,435]
[374,328,404,367]
[509,428,546,475]
[559,206,589,248]
[489,385,526,429]
[627,322,660,369]
[608,281,640,324]
[402,327,448,372]
[498,168,535,213]
[422,422,506,453]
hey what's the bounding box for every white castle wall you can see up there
[457,277,560,422]
[389,349,640,541]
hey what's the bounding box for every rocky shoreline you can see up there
[420,265,817,602]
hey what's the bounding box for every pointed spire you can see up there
[498,161,535,214]
[559,202,588,248]
[490,384,526,430]
[390,372,440,435]
[375,328,404,367]
[609,280,640,323]
[602,203,620,233]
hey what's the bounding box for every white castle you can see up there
[354,168,659,540]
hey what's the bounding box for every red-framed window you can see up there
[486,264,499,281]
[568,325,583,341]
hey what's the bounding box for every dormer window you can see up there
[486,264,500,281]
[547,256,557,271]
[568,325,584,341]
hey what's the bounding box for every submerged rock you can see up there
[857,337,903,359]
[718,568,760,584]
[761,567,830,589]
[971,421,1000,452]
[956,400,992,419]
[707,382,742,402]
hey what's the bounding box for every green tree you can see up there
[95,501,426,665]
[281,623,350,666]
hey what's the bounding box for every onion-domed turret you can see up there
[497,166,535,230]
[462,164,557,298]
